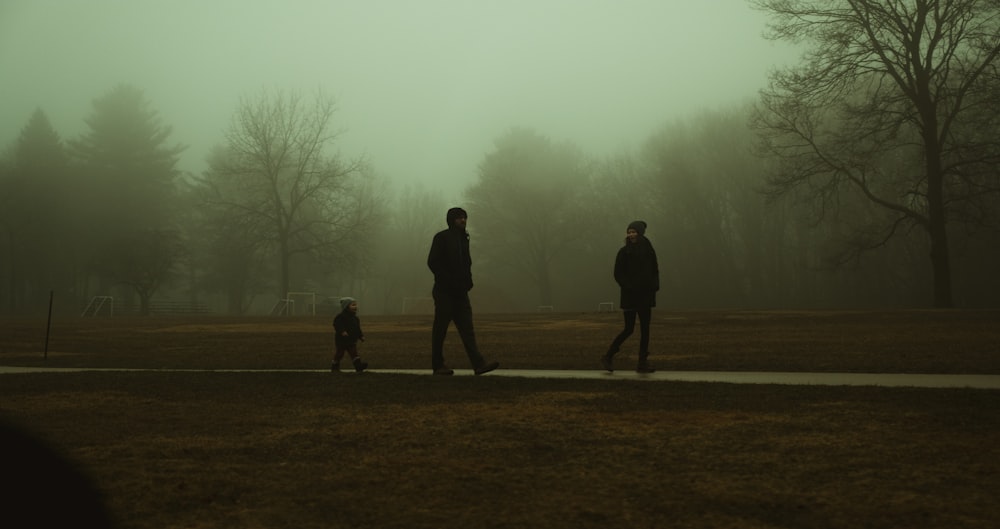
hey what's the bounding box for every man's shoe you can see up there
[474,361,499,376]
[331,362,341,373]
[600,355,614,373]
[636,362,656,374]
[353,358,368,373]
[433,365,454,376]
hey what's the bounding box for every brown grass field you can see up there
[1,309,999,528]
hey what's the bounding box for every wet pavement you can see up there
[1,366,998,389]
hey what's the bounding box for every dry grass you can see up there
[1,310,999,528]
[3,309,1000,373]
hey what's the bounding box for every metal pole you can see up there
[44,290,53,361]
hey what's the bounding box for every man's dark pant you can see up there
[431,288,485,369]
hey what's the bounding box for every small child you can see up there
[331,297,368,373]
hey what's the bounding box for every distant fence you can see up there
[88,300,212,316]
[148,301,211,315]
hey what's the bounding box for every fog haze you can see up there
[1,0,797,193]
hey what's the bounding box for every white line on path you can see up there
[2,366,998,389]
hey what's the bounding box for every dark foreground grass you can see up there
[2,372,999,529]
[2,310,1000,528]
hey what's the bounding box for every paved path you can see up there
[375,369,1000,389]
[2,366,998,389]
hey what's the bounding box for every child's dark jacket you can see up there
[333,311,364,347]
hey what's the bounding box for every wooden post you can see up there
[44,290,53,361]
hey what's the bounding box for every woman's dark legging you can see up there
[607,307,651,360]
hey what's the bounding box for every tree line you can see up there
[2,0,998,315]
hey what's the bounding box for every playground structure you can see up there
[270,291,317,316]
[81,296,211,316]
[81,296,114,317]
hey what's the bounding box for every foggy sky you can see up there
[0,0,798,198]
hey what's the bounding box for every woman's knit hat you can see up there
[627,220,647,236]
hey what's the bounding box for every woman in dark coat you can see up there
[602,220,659,373]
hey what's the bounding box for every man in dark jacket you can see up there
[427,207,499,376]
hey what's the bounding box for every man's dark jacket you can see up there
[427,226,473,294]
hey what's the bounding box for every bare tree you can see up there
[641,108,780,307]
[207,88,367,300]
[187,152,272,314]
[369,184,445,313]
[466,128,592,307]
[97,229,184,315]
[750,0,1000,307]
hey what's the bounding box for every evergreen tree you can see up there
[0,108,73,313]
[68,85,185,312]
